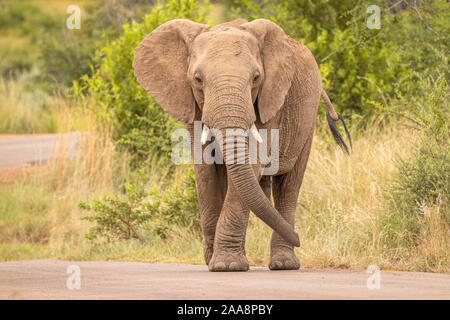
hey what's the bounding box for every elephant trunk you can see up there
[221,132,300,247]
[203,82,299,247]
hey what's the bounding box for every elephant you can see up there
[133,18,351,272]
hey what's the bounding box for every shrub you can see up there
[148,167,200,237]
[385,0,449,84]
[80,167,200,242]
[226,0,446,118]
[383,74,449,249]
[75,0,210,167]
[79,174,152,242]
[0,1,59,77]
[39,1,160,89]
[0,1,59,35]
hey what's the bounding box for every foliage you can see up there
[382,74,449,248]
[84,0,158,32]
[80,167,200,242]
[148,167,200,237]
[0,0,161,88]
[0,0,59,77]
[75,0,210,166]
[0,0,59,34]
[226,0,447,118]
[39,29,97,89]
[80,177,152,242]
[386,0,449,81]
[39,0,160,88]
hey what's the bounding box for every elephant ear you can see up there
[240,19,295,124]
[133,19,209,123]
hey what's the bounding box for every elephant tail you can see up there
[321,89,352,155]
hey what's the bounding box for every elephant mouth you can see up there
[201,123,263,146]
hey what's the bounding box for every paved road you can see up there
[0,133,79,172]
[1,260,449,299]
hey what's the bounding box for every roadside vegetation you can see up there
[0,0,448,272]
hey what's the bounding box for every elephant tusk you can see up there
[250,123,263,143]
[201,125,210,145]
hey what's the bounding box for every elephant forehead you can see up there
[192,30,257,56]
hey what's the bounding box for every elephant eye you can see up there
[253,73,260,82]
[194,75,202,83]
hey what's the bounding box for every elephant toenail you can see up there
[214,262,226,271]
[229,262,239,271]
[270,261,283,270]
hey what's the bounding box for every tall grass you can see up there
[246,116,448,272]
[0,106,447,272]
[0,68,63,134]
[0,97,204,263]
[0,97,122,246]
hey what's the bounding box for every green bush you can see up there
[80,181,152,242]
[148,167,200,236]
[0,1,59,77]
[80,167,200,242]
[39,1,159,89]
[75,0,210,166]
[0,1,59,36]
[383,74,449,248]
[226,0,446,118]
[0,0,163,89]
[385,0,449,83]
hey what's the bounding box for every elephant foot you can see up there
[208,251,249,272]
[204,245,213,265]
[269,248,300,270]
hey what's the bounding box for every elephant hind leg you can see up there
[269,137,313,270]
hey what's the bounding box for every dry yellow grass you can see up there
[0,73,63,134]
[246,116,448,272]
[0,107,448,272]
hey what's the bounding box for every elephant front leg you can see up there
[209,182,250,272]
[269,139,313,270]
[194,164,227,265]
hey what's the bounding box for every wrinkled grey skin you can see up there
[133,19,343,271]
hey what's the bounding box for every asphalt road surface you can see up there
[0,133,79,172]
[1,260,449,299]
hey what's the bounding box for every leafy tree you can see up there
[226,0,446,117]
